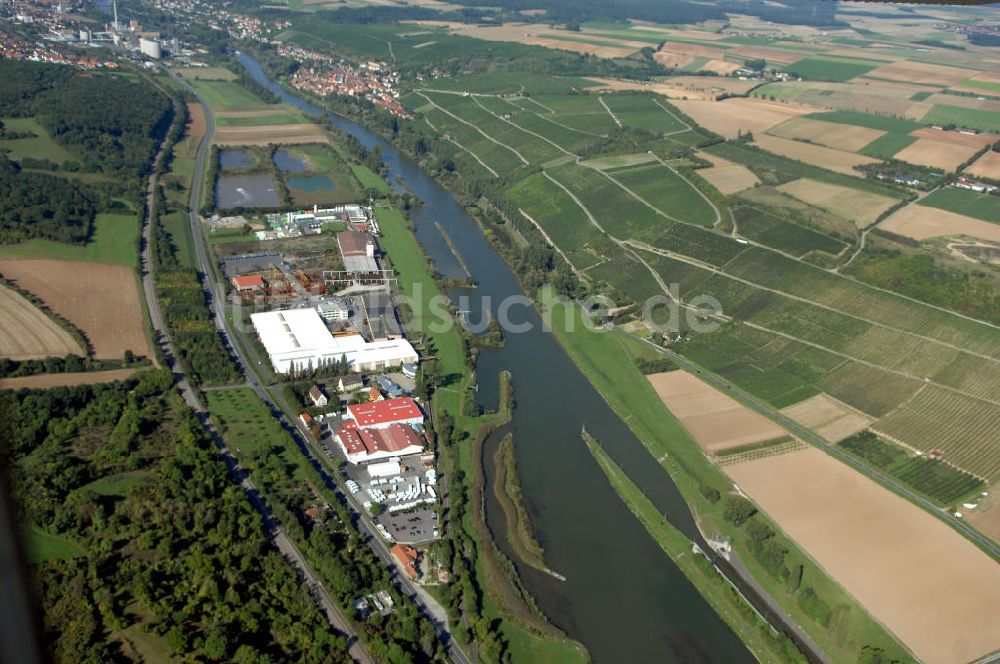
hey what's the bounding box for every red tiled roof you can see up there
[391,544,418,578]
[338,424,423,458]
[347,397,422,428]
[233,274,265,289]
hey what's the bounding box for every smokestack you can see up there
[112,0,119,31]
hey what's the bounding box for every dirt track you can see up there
[0,284,82,360]
[0,260,152,361]
[726,446,1000,664]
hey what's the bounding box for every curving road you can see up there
[165,70,471,664]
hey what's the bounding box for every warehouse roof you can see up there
[337,424,423,458]
[347,396,423,428]
[337,231,375,257]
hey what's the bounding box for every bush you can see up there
[723,495,757,526]
[797,587,832,627]
[699,484,721,503]
[745,516,774,542]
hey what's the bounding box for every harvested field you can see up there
[776,178,896,226]
[695,151,759,195]
[653,52,696,70]
[966,151,1000,180]
[213,123,329,146]
[768,117,885,152]
[444,23,639,57]
[0,260,151,360]
[780,393,872,442]
[586,77,743,102]
[672,98,817,140]
[697,59,743,76]
[909,127,998,150]
[881,204,1000,243]
[894,138,981,172]
[0,368,136,391]
[725,446,1000,664]
[730,45,806,66]
[752,134,879,176]
[967,489,1000,545]
[647,370,787,452]
[867,61,970,86]
[657,41,727,60]
[186,103,206,139]
[0,285,81,360]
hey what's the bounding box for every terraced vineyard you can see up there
[403,71,1000,483]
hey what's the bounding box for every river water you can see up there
[237,52,753,663]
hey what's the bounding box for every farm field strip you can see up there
[469,96,579,156]
[422,107,525,176]
[601,160,718,228]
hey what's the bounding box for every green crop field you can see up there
[733,206,847,257]
[956,79,1000,94]
[787,56,881,82]
[215,110,310,127]
[859,133,918,159]
[918,187,1000,223]
[0,212,138,266]
[920,104,1000,133]
[607,162,717,227]
[0,117,75,163]
[189,79,271,110]
[806,111,923,134]
[601,94,688,135]
[838,431,983,505]
[420,106,526,177]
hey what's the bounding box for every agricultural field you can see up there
[752,135,879,177]
[787,55,882,82]
[732,206,847,258]
[671,97,816,140]
[966,150,1000,180]
[694,152,759,195]
[880,203,1000,243]
[214,123,330,147]
[780,393,871,443]
[605,162,718,228]
[920,104,1000,133]
[767,116,885,152]
[647,370,787,453]
[189,79,271,111]
[0,260,151,361]
[215,107,311,127]
[866,61,971,87]
[0,368,137,391]
[893,137,982,172]
[776,178,898,227]
[175,66,238,81]
[724,445,1000,664]
[918,187,1000,224]
[600,94,689,135]
[0,284,81,360]
[0,213,139,267]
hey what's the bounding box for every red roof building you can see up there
[233,274,265,291]
[346,397,423,430]
[335,423,424,464]
[368,386,384,402]
[391,543,419,579]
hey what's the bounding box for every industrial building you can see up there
[344,396,424,430]
[337,231,379,273]
[250,308,418,374]
[335,423,424,464]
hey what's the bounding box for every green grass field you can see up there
[351,164,389,194]
[956,79,1000,94]
[787,56,881,82]
[507,173,603,255]
[806,111,923,134]
[601,94,688,135]
[0,117,76,164]
[859,133,918,159]
[189,79,272,110]
[282,144,363,207]
[175,66,237,81]
[918,187,1000,223]
[26,525,86,562]
[733,206,847,257]
[205,389,306,476]
[215,110,311,127]
[0,212,138,266]
[80,471,149,496]
[920,104,1000,133]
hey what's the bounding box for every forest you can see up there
[0,156,99,244]
[0,59,172,182]
[1,372,350,663]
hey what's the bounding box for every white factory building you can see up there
[250,308,418,374]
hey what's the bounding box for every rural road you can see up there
[632,334,1000,563]
[143,77,375,664]
[165,70,472,664]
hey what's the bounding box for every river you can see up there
[237,51,755,663]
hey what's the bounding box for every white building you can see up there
[250,308,418,374]
[139,38,161,59]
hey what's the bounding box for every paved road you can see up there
[141,78,374,664]
[633,335,1000,562]
[167,71,471,664]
